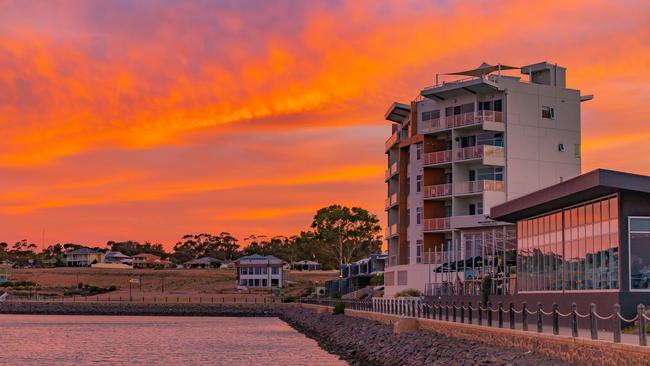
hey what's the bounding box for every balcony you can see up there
[423,183,452,199]
[384,192,398,210]
[423,217,451,231]
[384,162,398,181]
[423,150,452,166]
[454,145,504,162]
[385,223,398,239]
[385,132,399,152]
[454,180,505,195]
[420,118,451,134]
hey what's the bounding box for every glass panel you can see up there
[593,201,603,289]
[631,218,650,232]
[630,231,650,290]
[609,196,619,289]
[601,199,611,289]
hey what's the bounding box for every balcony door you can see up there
[468,170,476,182]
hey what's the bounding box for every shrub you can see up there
[395,289,421,297]
[282,296,296,303]
[331,291,341,299]
[333,303,345,315]
[108,285,117,291]
[301,287,314,298]
[371,273,384,286]
[210,260,222,269]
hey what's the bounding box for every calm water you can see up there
[0,314,347,365]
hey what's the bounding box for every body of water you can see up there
[0,314,346,365]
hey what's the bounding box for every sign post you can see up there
[129,278,140,302]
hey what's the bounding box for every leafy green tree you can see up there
[311,205,382,268]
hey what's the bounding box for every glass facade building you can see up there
[517,195,619,292]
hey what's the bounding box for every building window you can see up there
[241,267,248,275]
[416,207,422,225]
[262,278,268,287]
[262,267,267,275]
[517,195,619,292]
[416,240,423,264]
[421,110,440,121]
[479,99,502,112]
[469,203,476,215]
[416,175,422,193]
[416,143,422,160]
[542,106,556,119]
[477,167,504,181]
[271,267,279,275]
[630,217,650,291]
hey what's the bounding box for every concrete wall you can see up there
[501,78,581,202]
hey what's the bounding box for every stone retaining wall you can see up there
[338,306,650,366]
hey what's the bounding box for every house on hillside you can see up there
[235,254,284,288]
[184,257,218,269]
[132,253,172,268]
[291,260,322,271]
[104,251,131,264]
[65,248,105,267]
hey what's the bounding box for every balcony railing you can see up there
[423,150,452,165]
[420,118,451,133]
[423,183,452,198]
[454,145,504,161]
[454,180,505,195]
[455,145,483,161]
[385,192,398,210]
[427,111,505,130]
[476,110,503,123]
[384,162,398,180]
[423,217,450,231]
[385,224,398,239]
[385,132,399,151]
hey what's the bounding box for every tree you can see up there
[311,205,382,268]
[172,232,240,263]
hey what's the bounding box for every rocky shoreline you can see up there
[281,307,571,366]
[0,302,571,365]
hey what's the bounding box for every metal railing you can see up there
[3,293,280,304]
[423,150,452,165]
[423,217,450,231]
[454,180,504,195]
[301,298,650,347]
[384,193,398,210]
[421,118,451,133]
[385,132,399,152]
[423,183,452,198]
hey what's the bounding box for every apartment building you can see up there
[384,62,589,297]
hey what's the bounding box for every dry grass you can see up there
[9,267,339,298]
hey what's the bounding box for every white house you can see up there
[235,254,284,288]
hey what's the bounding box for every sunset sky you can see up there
[1,0,649,249]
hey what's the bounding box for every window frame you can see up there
[628,216,650,292]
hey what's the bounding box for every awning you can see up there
[384,102,410,123]
[446,63,519,77]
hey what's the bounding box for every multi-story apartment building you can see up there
[384,62,590,297]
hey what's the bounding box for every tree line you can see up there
[0,205,383,270]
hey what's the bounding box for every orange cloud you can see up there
[0,0,648,247]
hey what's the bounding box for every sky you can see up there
[1,0,649,250]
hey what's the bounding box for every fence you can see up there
[3,294,280,304]
[301,298,650,347]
